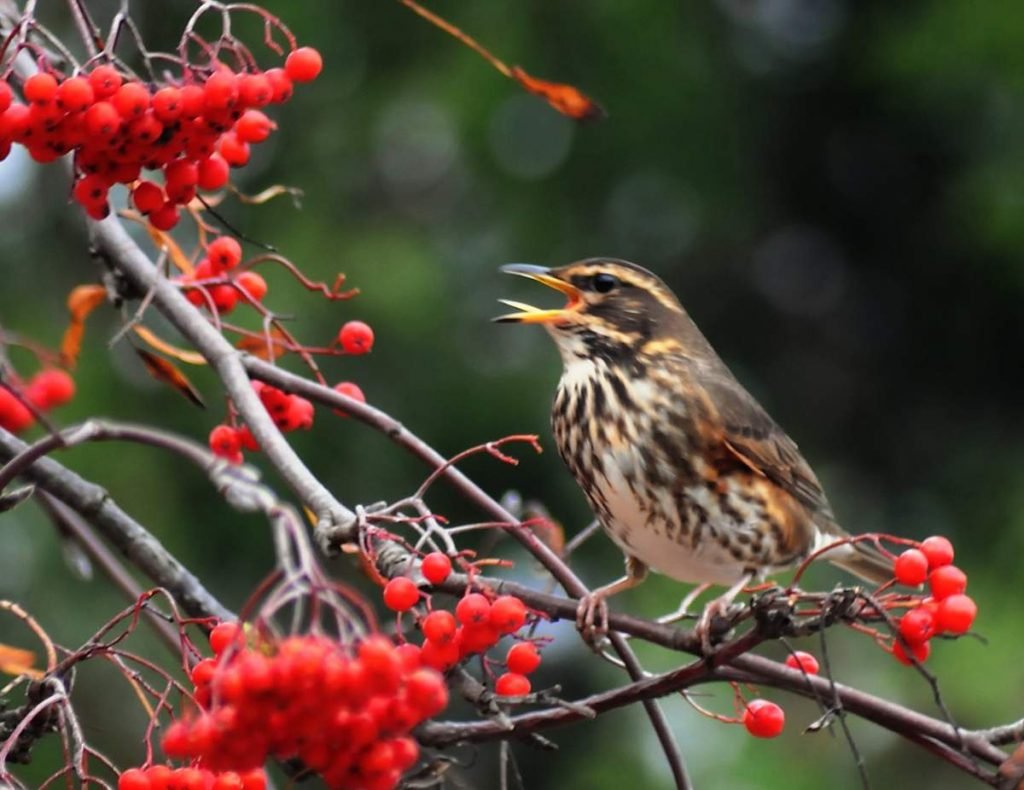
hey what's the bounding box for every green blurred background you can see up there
[2,1,1023,788]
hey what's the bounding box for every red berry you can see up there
[234,109,274,143]
[455,593,491,626]
[56,76,94,112]
[238,73,273,108]
[84,100,120,137]
[506,642,542,675]
[395,642,422,671]
[218,131,250,166]
[24,72,58,103]
[239,769,266,790]
[421,552,452,585]
[419,637,460,671]
[891,638,931,665]
[898,607,936,644]
[161,719,191,758]
[132,180,164,214]
[203,71,239,111]
[331,381,366,417]
[113,82,150,119]
[209,424,241,460]
[149,201,180,231]
[236,271,267,302]
[209,284,238,314]
[893,548,929,586]
[459,622,500,654]
[118,768,151,790]
[26,369,75,408]
[338,320,374,354]
[422,610,457,644]
[152,86,184,123]
[207,236,242,271]
[179,84,205,118]
[783,650,819,675]
[495,672,531,697]
[742,699,785,738]
[490,595,527,634]
[935,594,977,634]
[88,65,122,98]
[920,536,954,568]
[282,395,314,431]
[0,81,10,113]
[213,773,244,790]
[285,47,323,82]
[928,565,967,600]
[73,173,109,207]
[190,657,217,686]
[405,668,449,716]
[383,577,420,611]
[265,68,293,103]
[197,153,230,190]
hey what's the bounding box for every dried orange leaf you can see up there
[235,327,290,361]
[134,348,205,408]
[511,67,606,122]
[144,224,195,276]
[0,643,42,679]
[61,284,107,367]
[133,326,207,366]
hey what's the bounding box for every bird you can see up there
[495,258,892,645]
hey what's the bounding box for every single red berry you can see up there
[209,284,238,314]
[178,84,205,118]
[935,594,977,635]
[151,86,184,123]
[383,577,420,611]
[331,381,366,417]
[84,100,120,137]
[234,109,274,143]
[395,642,422,671]
[893,548,929,586]
[73,173,109,207]
[338,320,374,354]
[218,131,250,166]
[495,672,531,697]
[118,768,151,790]
[506,642,542,675]
[209,621,242,655]
[24,72,58,103]
[236,271,267,302]
[197,153,230,190]
[281,395,314,431]
[421,610,457,644]
[113,82,150,119]
[207,236,242,271]
[56,76,94,112]
[239,769,266,790]
[190,657,217,687]
[209,424,241,460]
[286,47,323,82]
[459,622,500,654]
[127,110,163,144]
[0,81,10,113]
[236,426,259,451]
[88,65,122,98]
[265,68,293,103]
[490,595,528,634]
[891,638,931,666]
[743,699,785,738]
[161,719,191,758]
[238,73,273,108]
[783,650,819,675]
[27,369,75,409]
[421,552,452,585]
[132,180,164,214]
[928,565,967,600]
[920,536,954,568]
[898,607,937,644]
[148,201,180,231]
[212,773,244,790]
[203,71,239,111]
[419,636,460,671]
[455,593,491,626]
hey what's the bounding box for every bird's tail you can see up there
[818,531,893,586]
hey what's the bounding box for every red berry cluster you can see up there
[118,764,265,790]
[1,47,322,229]
[209,380,367,463]
[175,236,268,316]
[0,369,76,433]
[381,552,544,698]
[162,624,447,790]
[891,536,976,665]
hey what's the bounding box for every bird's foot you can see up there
[694,598,737,654]
[575,591,611,649]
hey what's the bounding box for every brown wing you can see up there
[700,372,835,521]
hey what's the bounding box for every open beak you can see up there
[494,264,583,324]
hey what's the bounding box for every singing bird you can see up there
[496,259,891,642]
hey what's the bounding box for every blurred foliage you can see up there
[1,1,1023,788]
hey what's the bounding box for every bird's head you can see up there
[495,258,688,362]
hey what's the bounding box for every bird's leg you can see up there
[695,574,751,654]
[656,583,712,625]
[576,555,648,644]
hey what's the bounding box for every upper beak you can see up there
[494,264,583,324]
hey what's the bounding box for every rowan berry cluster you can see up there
[0,47,322,229]
[0,368,75,433]
[117,764,266,790]
[890,535,976,665]
[382,552,545,698]
[208,380,367,463]
[176,236,268,316]
[160,624,447,790]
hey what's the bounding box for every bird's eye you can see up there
[592,273,619,293]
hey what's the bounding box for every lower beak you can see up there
[494,264,582,324]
